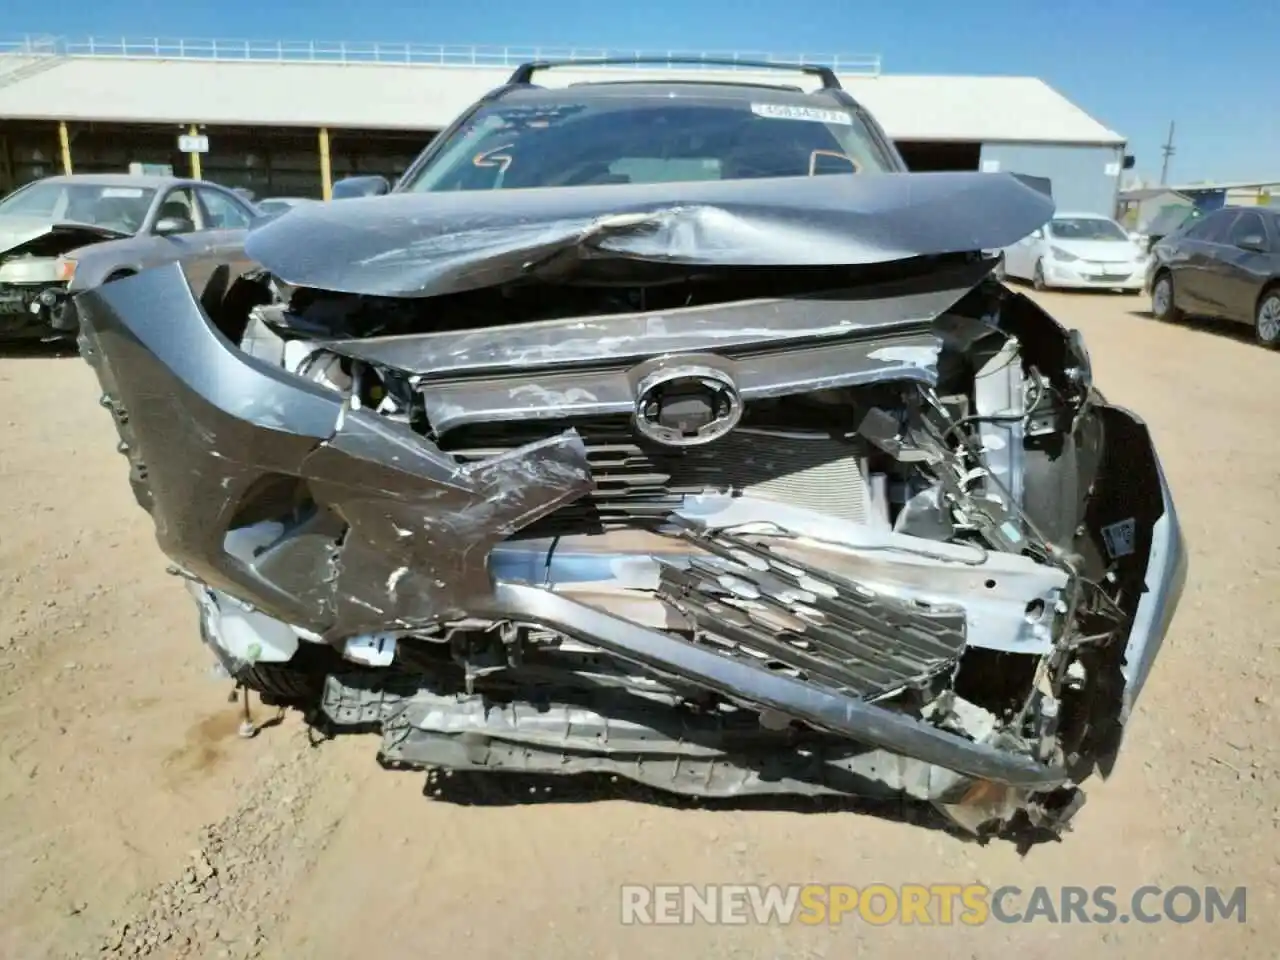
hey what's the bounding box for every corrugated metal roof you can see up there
[0,54,1125,145]
[1168,180,1280,192]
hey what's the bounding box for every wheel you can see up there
[236,662,325,704]
[233,642,347,706]
[1256,287,1280,349]
[1151,271,1182,322]
[1032,260,1048,291]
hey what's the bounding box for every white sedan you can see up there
[998,212,1148,292]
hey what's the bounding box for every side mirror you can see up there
[154,216,194,235]
[331,175,391,200]
[1237,234,1268,253]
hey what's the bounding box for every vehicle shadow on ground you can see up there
[0,340,78,359]
[302,707,1069,854]
[374,758,1064,854]
[1125,308,1258,346]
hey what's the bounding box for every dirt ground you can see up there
[0,289,1276,959]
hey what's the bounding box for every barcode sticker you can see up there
[1102,518,1137,559]
[751,103,853,126]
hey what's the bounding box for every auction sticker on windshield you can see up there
[751,103,853,125]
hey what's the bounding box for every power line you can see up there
[1159,121,1176,185]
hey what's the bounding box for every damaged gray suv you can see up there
[75,60,1186,837]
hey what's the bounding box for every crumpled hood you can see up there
[244,171,1056,299]
[0,214,131,259]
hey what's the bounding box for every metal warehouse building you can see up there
[0,37,1129,213]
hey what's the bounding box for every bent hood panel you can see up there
[244,171,1055,298]
[319,260,993,378]
[0,215,132,258]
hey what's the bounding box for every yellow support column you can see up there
[57,121,72,174]
[188,124,202,180]
[319,127,333,200]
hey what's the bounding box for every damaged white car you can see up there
[73,60,1186,837]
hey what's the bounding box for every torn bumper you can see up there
[1113,414,1187,721]
[488,580,1068,789]
[74,258,1184,822]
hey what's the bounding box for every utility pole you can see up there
[1159,121,1176,185]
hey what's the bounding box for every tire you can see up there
[1151,270,1182,323]
[1032,260,1048,291]
[236,662,324,704]
[1256,287,1280,349]
[233,642,345,706]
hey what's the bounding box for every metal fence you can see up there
[0,35,882,74]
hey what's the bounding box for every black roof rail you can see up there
[567,78,805,93]
[508,57,842,91]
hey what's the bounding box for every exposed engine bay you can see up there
[73,171,1186,837]
[0,223,121,339]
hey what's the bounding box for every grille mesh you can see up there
[444,418,873,535]
[666,431,872,524]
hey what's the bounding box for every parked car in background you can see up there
[255,197,319,218]
[999,212,1149,292]
[1145,205,1280,347]
[0,173,262,340]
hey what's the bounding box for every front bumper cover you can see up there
[1043,262,1145,290]
[74,260,1186,801]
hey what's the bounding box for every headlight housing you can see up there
[54,257,77,283]
[1049,246,1078,263]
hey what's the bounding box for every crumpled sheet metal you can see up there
[302,409,592,634]
[323,677,987,803]
[75,263,593,638]
[0,218,130,259]
[244,170,1054,298]
[491,581,1068,788]
[413,329,946,436]
[319,257,995,383]
[674,495,1068,655]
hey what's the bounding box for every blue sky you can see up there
[10,0,1277,184]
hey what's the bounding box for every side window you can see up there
[1226,211,1268,250]
[199,189,252,229]
[1184,211,1236,244]
[1268,212,1280,246]
[154,188,199,234]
